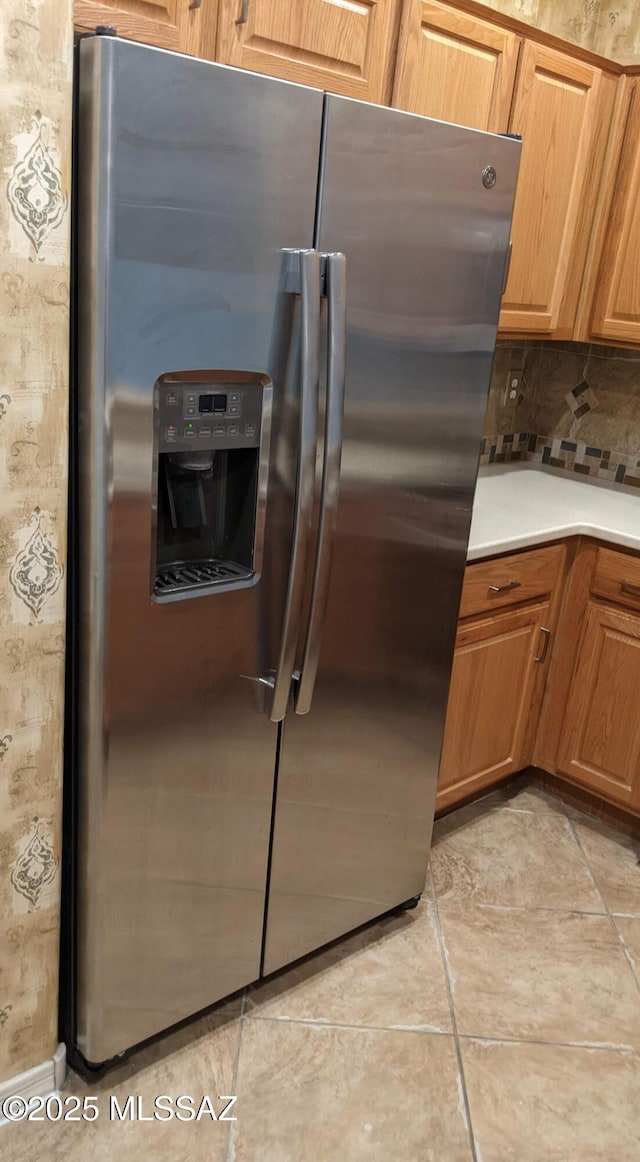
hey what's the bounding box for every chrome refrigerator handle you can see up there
[295,252,347,715]
[268,249,321,723]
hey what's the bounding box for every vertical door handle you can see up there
[236,0,250,23]
[534,626,551,664]
[295,253,347,715]
[268,249,321,723]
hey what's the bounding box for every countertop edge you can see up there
[467,522,640,562]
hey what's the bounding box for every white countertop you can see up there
[468,464,640,561]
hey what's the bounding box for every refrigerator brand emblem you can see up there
[482,166,497,189]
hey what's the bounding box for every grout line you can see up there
[457,1032,640,1055]
[437,900,607,917]
[223,990,247,1162]
[428,874,479,1162]
[241,1013,453,1036]
[564,814,640,996]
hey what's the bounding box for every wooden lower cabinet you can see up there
[556,600,640,807]
[436,600,551,811]
[440,537,640,819]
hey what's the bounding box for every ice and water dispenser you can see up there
[152,376,269,601]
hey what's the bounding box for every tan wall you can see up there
[0,0,72,1082]
[483,0,640,63]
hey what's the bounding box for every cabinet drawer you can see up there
[592,546,640,610]
[459,545,564,619]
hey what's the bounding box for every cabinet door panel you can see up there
[500,42,601,334]
[557,602,640,804]
[216,0,398,102]
[437,602,551,808]
[75,0,219,56]
[392,0,519,132]
[75,0,183,49]
[590,81,640,344]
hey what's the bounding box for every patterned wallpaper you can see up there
[0,0,72,1082]
[483,0,640,63]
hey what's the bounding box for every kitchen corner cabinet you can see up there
[587,79,640,345]
[436,602,552,811]
[499,42,605,336]
[440,538,640,818]
[392,0,520,133]
[556,601,640,806]
[216,0,400,103]
[540,542,640,811]
[73,0,218,58]
[436,544,564,813]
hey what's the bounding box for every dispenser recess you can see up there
[152,376,270,601]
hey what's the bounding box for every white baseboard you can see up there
[0,1043,67,1112]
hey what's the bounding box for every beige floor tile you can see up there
[481,781,567,815]
[569,813,640,915]
[437,901,640,1049]
[614,915,640,982]
[245,897,451,1033]
[230,1020,472,1161]
[2,1004,240,1162]
[461,1038,640,1162]
[432,807,601,911]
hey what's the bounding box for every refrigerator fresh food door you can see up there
[73,37,324,1063]
[264,97,520,973]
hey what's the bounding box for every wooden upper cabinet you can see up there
[216,0,399,102]
[556,601,640,807]
[74,0,219,57]
[589,80,640,344]
[500,42,603,335]
[75,0,184,49]
[392,0,520,133]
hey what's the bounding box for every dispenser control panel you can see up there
[157,382,262,451]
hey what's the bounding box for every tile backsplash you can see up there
[483,341,640,488]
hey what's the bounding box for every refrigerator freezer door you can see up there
[264,98,519,973]
[74,38,323,1062]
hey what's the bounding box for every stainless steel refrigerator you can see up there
[66,32,519,1068]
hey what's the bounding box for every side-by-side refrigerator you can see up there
[66,32,520,1068]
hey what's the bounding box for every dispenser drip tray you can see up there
[154,558,252,598]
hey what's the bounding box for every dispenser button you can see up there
[227,424,239,436]
[184,405,198,418]
[213,425,225,437]
[244,423,256,437]
[184,425,196,438]
[165,425,177,442]
[199,425,211,437]
[165,391,178,405]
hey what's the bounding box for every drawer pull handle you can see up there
[488,580,521,594]
[534,626,551,664]
[620,581,640,596]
